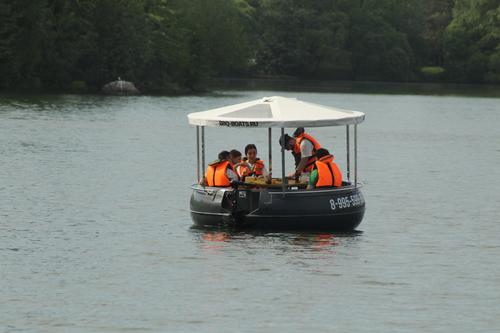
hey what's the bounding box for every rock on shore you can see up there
[102,80,140,95]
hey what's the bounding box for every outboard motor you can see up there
[221,181,250,225]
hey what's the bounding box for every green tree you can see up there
[349,3,414,81]
[180,0,251,89]
[0,0,50,88]
[3,0,497,91]
[421,0,454,66]
[255,0,351,79]
[142,0,190,92]
[444,0,500,82]
[0,1,17,87]
[38,0,97,88]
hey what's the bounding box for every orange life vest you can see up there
[314,155,342,188]
[293,133,321,173]
[238,158,265,178]
[205,160,233,187]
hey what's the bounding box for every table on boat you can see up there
[242,177,308,189]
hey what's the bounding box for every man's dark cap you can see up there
[279,134,292,147]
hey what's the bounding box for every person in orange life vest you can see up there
[307,148,343,190]
[279,127,321,179]
[235,144,268,180]
[203,150,239,187]
[229,149,246,179]
[229,149,243,168]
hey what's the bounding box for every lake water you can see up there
[1,89,500,332]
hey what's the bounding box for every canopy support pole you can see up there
[346,125,350,183]
[196,126,200,182]
[281,128,286,196]
[268,128,272,178]
[201,126,205,183]
[354,124,358,187]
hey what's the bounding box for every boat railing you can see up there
[190,183,363,195]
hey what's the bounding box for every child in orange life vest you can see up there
[229,148,245,179]
[307,148,343,190]
[235,144,268,181]
[202,150,239,187]
[229,149,242,166]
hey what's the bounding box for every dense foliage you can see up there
[0,0,498,92]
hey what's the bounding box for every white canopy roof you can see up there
[187,96,365,128]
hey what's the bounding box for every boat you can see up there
[187,96,366,231]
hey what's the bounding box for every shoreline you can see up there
[209,77,500,97]
[1,78,499,98]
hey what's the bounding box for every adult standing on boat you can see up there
[203,151,239,187]
[279,127,321,178]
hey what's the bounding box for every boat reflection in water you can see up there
[192,229,363,255]
[199,231,231,253]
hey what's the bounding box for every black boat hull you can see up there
[190,184,365,231]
